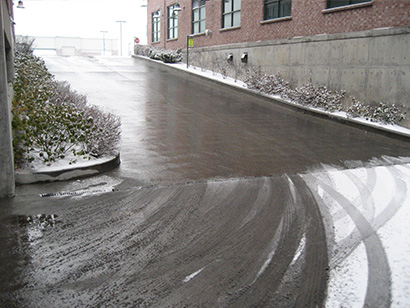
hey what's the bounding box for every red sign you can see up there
[135,37,140,44]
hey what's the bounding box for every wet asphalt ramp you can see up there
[43,56,410,184]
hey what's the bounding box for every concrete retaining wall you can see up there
[0,0,15,198]
[187,27,410,119]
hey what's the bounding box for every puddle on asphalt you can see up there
[17,214,60,242]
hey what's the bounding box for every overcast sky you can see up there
[13,0,148,53]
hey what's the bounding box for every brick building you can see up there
[146,0,410,118]
[147,0,409,49]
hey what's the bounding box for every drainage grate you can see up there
[40,188,117,198]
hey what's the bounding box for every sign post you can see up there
[187,35,194,68]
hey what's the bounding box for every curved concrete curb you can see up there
[15,154,121,185]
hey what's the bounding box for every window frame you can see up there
[167,4,179,40]
[264,0,292,21]
[192,0,206,34]
[152,10,161,43]
[222,0,241,29]
[327,0,371,9]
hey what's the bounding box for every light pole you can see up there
[100,31,108,56]
[116,20,126,56]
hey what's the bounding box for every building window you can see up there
[192,0,206,34]
[327,0,371,9]
[264,0,291,20]
[168,4,178,39]
[223,0,241,28]
[152,10,161,42]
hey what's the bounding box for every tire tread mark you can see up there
[315,179,391,308]
[291,175,329,308]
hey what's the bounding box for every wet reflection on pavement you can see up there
[1,56,410,307]
[42,56,410,185]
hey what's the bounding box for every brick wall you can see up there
[147,0,410,49]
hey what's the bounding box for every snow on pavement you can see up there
[303,158,410,307]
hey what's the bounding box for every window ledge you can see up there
[219,26,241,33]
[322,1,373,14]
[260,16,292,25]
[192,32,206,37]
[166,38,178,42]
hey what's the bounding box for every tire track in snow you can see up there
[309,175,392,307]
[291,175,328,308]
[372,166,407,231]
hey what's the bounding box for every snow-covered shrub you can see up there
[147,48,162,60]
[158,49,183,63]
[24,102,94,163]
[134,45,152,57]
[215,58,229,79]
[12,50,121,167]
[50,81,87,109]
[244,68,345,112]
[188,53,208,72]
[15,36,35,55]
[12,52,95,165]
[371,102,405,124]
[49,81,121,158]
[244,68,291,95]
[243,67,404,124]
[347,99,405,124]
[82,106,121,157]
[135,45,182,63]
[12,51,55,165]
[346,98,373,120]
[286,81,345,112]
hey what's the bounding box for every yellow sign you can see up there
[188,37,194,48]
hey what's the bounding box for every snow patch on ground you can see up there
[183,267,205,283]
[290,233,306,266]
[21,151,117,173]
[372,166,395,217]
[325,242,368,308]
[304,159,410,308]
[378,167,410,307]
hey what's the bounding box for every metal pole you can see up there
[116,21,126,56]
[187,35,189,68]
[100,31,108,56]
[186,35,193,68]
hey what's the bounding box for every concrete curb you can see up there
[133,55,410,141]
[15,154,121,185]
